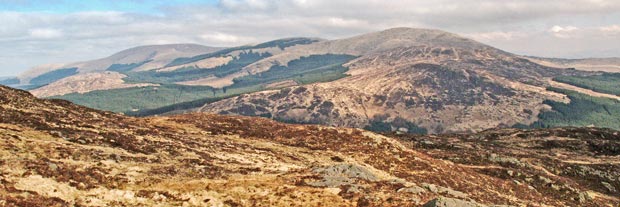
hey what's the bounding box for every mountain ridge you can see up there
[9,27,620,134]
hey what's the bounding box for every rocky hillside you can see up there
[201,28,593,134]
[393,127,620,206]
[2,84,619,206]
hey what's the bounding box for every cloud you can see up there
[550,26,578,33]
[466,31,526,41]
[0,0,620,76]
[219,0,273,11]
[600,24,620,35]
[549,25,579,38]
[28,28,63,39]
[199,32,251,45]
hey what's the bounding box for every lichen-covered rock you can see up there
[423,197,486,207]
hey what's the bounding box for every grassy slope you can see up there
[553,73,620,96]
[527,87,620,130]
[232,54,356,87]
[51,84,262,113]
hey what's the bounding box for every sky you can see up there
[1,0,619,76]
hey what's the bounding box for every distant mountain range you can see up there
[7,28,620,134]
[18,44,222,83]
[0,76,19,86]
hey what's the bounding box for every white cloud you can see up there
[0,0,620,76]
[466,31,525,41]
[600,24,620,35]
[28,28,63,39]
[550,25,578,33]
[200,33,251,45]
[326,17,366,27]
[219,0,273,11]
[549,25,579,38]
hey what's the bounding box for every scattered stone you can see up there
[345,185,364,194]
[48,163,58,171]
[601,182,617,193]
[422,183,468,198]
[538,176,553,185]
[115,154,122,161]
[77,182,86,190]
[421,140,435,146]
[325,187,341,195]
[309,164,379,187]
[423,197,486,207]
[424,183,439,193]
[330,156,344,162]
[397,185,427,194]
[576,191,592,203]
[488,154,524,167]
[387,178,409,185]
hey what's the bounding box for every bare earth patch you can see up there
[265,80,299,89]
[157,56,233,72]
[176,72,248,88]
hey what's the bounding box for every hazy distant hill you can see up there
[525,56,620,72]
[18,44,222,89]
[0,76,19,86]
